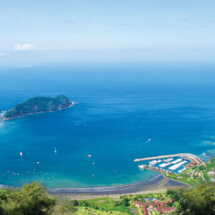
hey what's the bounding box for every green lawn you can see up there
[76,207,128,215]
[165,170,204,186]
[77,197,132,214]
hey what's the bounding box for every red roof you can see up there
[157,206,176,213]
[142,207,149,215]
[133,201,143,207]
[168,198,174,204]
[149,205,154,210]
[133,199,175,214]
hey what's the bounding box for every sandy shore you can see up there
[0,174,187,200]
[47,174,187,199]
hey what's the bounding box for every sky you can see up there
[0,0,215,64]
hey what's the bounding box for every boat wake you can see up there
[136,138,152,150]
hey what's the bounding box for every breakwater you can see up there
[134,153,202,164]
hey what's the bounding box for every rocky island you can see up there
[3,95,73,119]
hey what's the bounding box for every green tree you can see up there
[166,201,172,207]
[72,200,79,206]
[120,197,130,207]
[176,183,215,215]
[0,182,56,215]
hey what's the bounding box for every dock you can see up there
[134,153,202,164]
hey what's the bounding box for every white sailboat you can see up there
[54,147,57,154]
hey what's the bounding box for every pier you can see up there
[168,161,188,171]
[134,153,202,164]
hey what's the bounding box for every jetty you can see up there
[134,153,202,164]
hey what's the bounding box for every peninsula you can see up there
[3,95,73,119]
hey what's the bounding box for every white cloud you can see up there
[14,43,36,51]
[0,53,7,56]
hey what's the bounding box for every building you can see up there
[208,171,215,176]
[134,199,175,215]
[157,205,176,214]
[133,201,143,207]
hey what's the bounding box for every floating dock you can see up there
[134,153,201,164]
[168,161,188,170]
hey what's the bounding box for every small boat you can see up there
[148,138,151,141]
[54,147,57,154]
[20,152,23,156]
[138,165,145,169]
[92,174,95,177]
[87,155,92,157]
[92,162,95,165]
[37,162,40,164]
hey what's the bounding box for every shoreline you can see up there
[0,174,187,196]
[46,174,187,196]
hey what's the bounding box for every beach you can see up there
[47,175,187,199]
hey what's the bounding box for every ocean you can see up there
[0,62,215,188]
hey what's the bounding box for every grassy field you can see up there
[165,165,205,186]
[55,192,176,215]
[76,207,128,215]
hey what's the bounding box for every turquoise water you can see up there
[0,63,215,188]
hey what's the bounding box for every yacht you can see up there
[138,165,145,169]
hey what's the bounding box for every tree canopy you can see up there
[4,95,72,119]
[176,183,215,215]
[0,182,56,215]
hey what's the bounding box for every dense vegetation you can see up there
[203,157,215,182]
[0,182,214,214]
[0,182,55,215]
[4,95,72,119]
[176,183,215,215]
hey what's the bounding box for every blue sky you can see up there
[0,0,215,64]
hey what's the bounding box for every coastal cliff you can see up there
[4,95,73,119]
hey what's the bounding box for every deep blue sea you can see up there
[0,62,215,188]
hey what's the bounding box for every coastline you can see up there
[0,174,187,197]
[46,174,187,197]
[2,101,74,121]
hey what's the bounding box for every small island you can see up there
[3,95,74,119]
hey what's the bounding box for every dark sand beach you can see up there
[47,174,187,199]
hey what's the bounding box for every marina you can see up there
[168,161,188,171]
[134,153,201,164]
[135,153,202,175]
